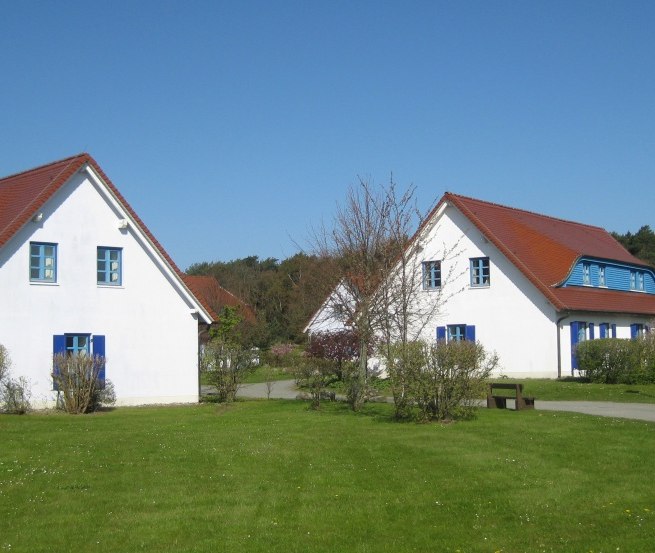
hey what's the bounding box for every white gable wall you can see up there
[410,203,559,378]
[0,169,202,407]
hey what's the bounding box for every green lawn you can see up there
[495,379,655,404]
[1,401,654,552]
[319,376,655,404]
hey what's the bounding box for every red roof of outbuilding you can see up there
[437,193,655,315]
[182,274,256,323]
[0,153,215,322]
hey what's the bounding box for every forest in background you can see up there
[187,225,655,348]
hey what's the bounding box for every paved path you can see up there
[204,380,655,423]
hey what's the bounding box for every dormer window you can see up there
[598,265,606,287]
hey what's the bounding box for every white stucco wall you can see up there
[407,204,559,378]
[0,169,203,407]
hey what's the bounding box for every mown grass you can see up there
[496,379,655,404]
[1,401,654,552]
[319,376,655,404]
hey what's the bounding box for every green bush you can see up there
[384,339,497,421]
[577,337,654,384]
[201,339,257,402]
[0,344,32,414]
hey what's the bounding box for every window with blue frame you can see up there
[630,324,650,339]
[66,334,90,356]
[582,263,591,285]
[97,247,122,285]
[637,272,645,291]
[570,321,588,370]
[630,270,636,290]
[437,325,476,342]
[53,334,105,390]
[422,260,441,290]
[470,257,490,287]
[448,324,466,342]
[30,242,57,282]
[598,265,606,287]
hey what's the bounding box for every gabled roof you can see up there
[182,274,256,323]
[437,192,655,315]
[0,153,214,323]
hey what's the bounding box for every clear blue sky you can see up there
[2,1,654,270]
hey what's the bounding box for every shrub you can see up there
[0,344,32,414]
[577,338,651,384]
[384,341,425,420]
[306,330,360,381]
[384,340,497,422]
[1,376,32,414]
[201,339,257,402]
[293,355,335,410]
[418,340,497,421]
[0,344,10,384]
[52,352,111,414]
[266,343,300,368]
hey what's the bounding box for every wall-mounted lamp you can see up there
[32,212,43,223]
[117,219,128,229]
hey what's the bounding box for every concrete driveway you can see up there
[204,380,655,423]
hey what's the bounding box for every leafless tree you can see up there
[310,176,465,412]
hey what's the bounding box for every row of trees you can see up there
[612,225,655,266]
[187,253,338,346]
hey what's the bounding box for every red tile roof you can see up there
[0,153,215,322]
[182,274,256,323]
[438,193,655,315]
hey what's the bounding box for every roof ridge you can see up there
[0,155,89,243]
[445,192,608,232]
[0,153,89,184]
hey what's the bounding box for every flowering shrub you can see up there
[266,343,299,368]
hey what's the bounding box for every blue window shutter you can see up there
[589,323,595,340]
[436,326,446,341]
[465,325,476,342]
[53,335,66,391]
[611,324,617,338]
[570,322,580,370]
[630,324,639,339]
[599,323,607,339]
[93,335,106,387]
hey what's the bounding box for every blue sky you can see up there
[1,1,654,270]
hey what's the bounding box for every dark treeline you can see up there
[612,225,655,267]
[187,253,338,347]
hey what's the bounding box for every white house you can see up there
[305,193,655,378]
[0,153,216,407]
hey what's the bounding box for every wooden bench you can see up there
[487,383,535,411]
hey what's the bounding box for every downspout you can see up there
[556,313,569,379]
